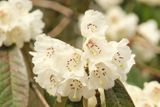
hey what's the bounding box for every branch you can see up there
[32,0,73,17]
[48,17,70,37]
[136,63,160,78]
[30,81,50,107]
[95,89,101,107]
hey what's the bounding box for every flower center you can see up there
[86,39,101,56]
[70,79,83,90]
[112,52,124,68]
[94,63,109,77]
[93,63,110,86]
[69,79,83,99]
[87,23,97,32]
[46,47,54,58]
[66,53,81,72]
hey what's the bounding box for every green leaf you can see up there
[127,67,148,88]
[105,79,135,107]
[0,47,29,107]
[65,98,83,107]
[44,90,57,107]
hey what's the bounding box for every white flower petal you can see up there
[9,0,32,14]
[109,39,135,81]
[106,6,138,40]
[88,62,116,90]
[83,37,116,62]
[58,78,94,102]
[34,68,62,96]
[80,10,108,38]
[138,20,160,45]
[143,81,160,105]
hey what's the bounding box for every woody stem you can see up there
[95,89,101,107]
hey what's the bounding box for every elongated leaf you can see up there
[0,47,29,107]
[44,90,57,107]
[65,98,83,107]
[105,79,135,107]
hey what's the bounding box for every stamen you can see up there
[87,23,97,32]
[70,79,83,99]
[86,40,101,56]
[112,52,124,68]
[66,53,81,72]
[99,80,103,86]
[50,75,54,82]
[73,88,77,99]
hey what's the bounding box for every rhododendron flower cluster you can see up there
[0,0,44,48]
[31,10,135,102]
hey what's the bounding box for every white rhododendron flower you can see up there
[132,41,156,62]
[106,7,138,40]
[53,49,86,78]
[138,0,160,6]
[87,62,117,89]
[0,0,44,48]
[95,0,123,10]
[125,82,160,107]
[9,0,32,15]
[110,39,135,81]
[143,81,160,105]
[31,34,72,67]
[31,10,135,102]
[80,10,108,38]
[125,83,154,107]
[138,20,160,45]
[125,83,143,105]
[58,77,95,102]
[83,37,116,62]
[34,68,62,96]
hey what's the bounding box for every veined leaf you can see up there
[105,79,135,107]
[0,47,29,107]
